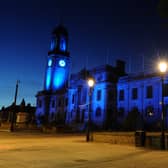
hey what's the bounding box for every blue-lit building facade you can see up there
[35,25,126,129]
[36,25,168,131]
[36,25,70,126]
[66,62,125,129]
[117,72,168,130]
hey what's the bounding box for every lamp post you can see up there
[10,80,20,132]
[86,78,95,142]
[158,62,167,150]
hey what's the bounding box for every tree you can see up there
[20,99,26,112]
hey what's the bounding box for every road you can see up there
[0,132,167,168]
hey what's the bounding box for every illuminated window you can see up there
[97,90,101,101]
[146,85,153,98]
[119,89,124,101]
[96,107,101,117]
[132,88,138,100]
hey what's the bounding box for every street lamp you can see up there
[158,61,167,150]
[86,78,95,142]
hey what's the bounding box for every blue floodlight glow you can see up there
[59,60,66,67]
[50,39,56,50]
[48,59,52,67]
[45,67,52,90]
[53,67,67,90]
[60,38,66,51]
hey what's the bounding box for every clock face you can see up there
[48,59,52,67]
[59,60,66,67]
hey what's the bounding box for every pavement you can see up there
[0,132,167,168]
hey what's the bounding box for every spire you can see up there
[20,98,26,112]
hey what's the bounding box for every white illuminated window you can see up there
[48,59,52,67]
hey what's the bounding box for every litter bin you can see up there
[135,130,146,147]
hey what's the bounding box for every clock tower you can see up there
[36,24,71,125]
[45,24,70,91]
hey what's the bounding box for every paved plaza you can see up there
[0,132,167,168]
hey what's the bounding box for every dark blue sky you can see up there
[0,0,168,108]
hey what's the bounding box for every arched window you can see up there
[60,37,66,51]
[50,38,57,50]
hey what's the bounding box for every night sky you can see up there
[0,0,168,108]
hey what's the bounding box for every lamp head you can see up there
[158,62,167,73]
[87,78,95,87]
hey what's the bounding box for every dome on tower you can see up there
[52,24,68,37]
[48,24,69,56]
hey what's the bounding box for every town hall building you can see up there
[36,24,168,131]
[35,24,126,129]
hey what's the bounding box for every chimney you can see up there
[116,60,125,75]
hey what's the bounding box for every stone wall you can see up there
[93,132,135,145]
[93,132,168,150]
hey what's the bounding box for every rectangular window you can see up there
[146,85,153,98]
[163,84,168,97]
[82,89,87,104]
[96,107,101,117]
[164,104,168,116]
[97,90,101,101]
[65,98,68,106]
[38,100,42,108]
[72,94,75,104]
[132,88,138,99]
[52,100,55,108]
[58,99,61,107]
[119,90,124,101]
